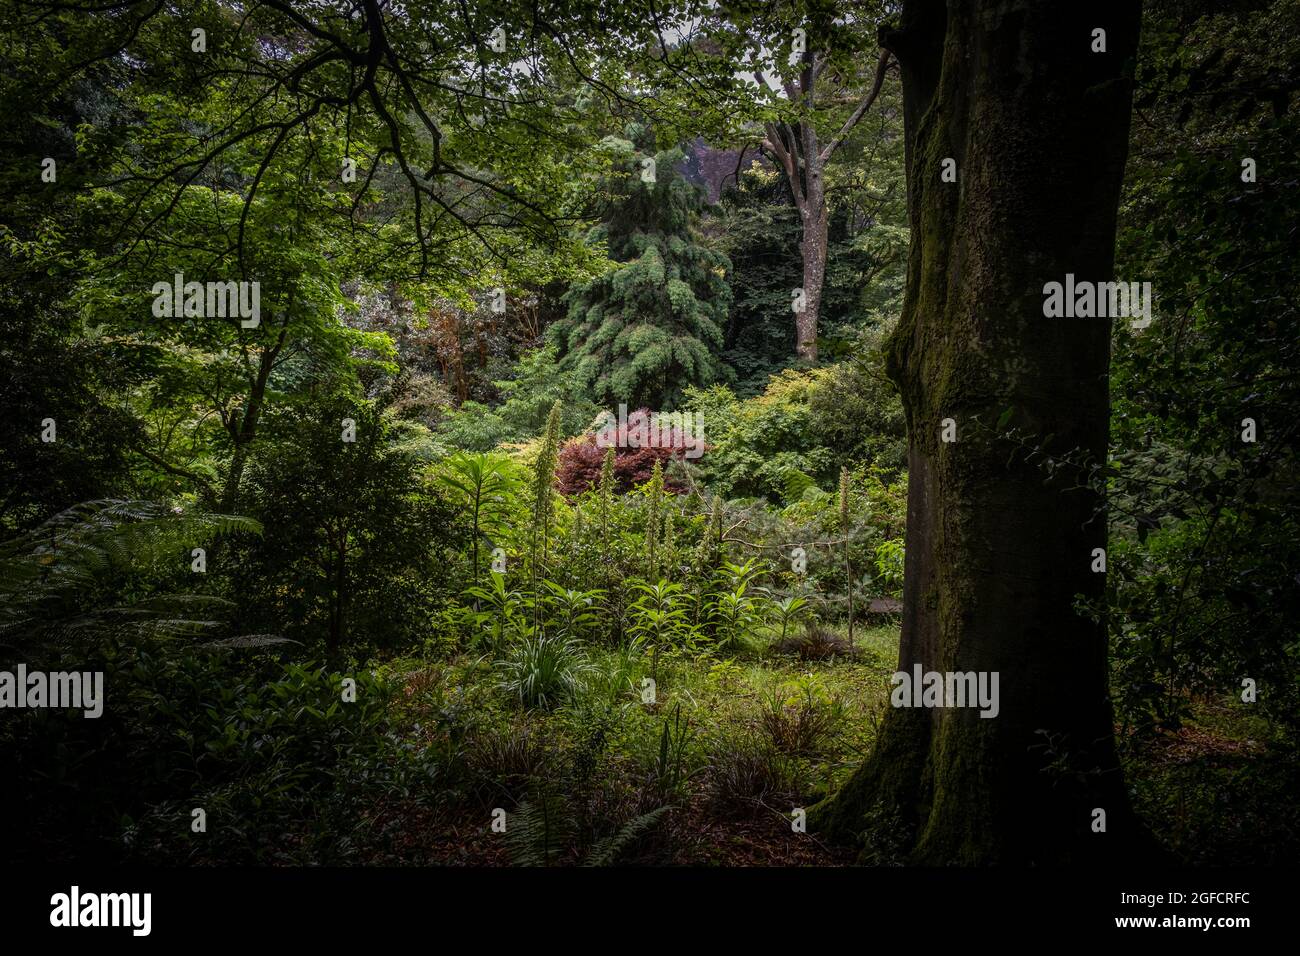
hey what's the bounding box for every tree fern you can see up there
[0,499,262,656]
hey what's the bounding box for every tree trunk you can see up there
[763,49,893,364]
[797,187,828,362]
[219,311,290,512]
[219,329,284,512]
[327,541,347,656]
[809,0,1150,864]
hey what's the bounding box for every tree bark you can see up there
[760,50,893,365]
[809,0,1150,864]
[797,180,827,361]
[219,310,290,512]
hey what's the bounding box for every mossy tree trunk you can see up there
[810,0,1147,864]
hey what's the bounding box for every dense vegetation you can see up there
[1,0,1295,866]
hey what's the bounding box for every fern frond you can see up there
[0,499,264,658]
[505,788,575,867]
[201,634,300,650]
[780,469,816,505]
[583,805,672,867]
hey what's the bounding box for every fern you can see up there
[0,499,263,656]
[505,788,575,866]
[584,806,672,867]
[507,789,671,867]
[781,468,817,505]
[201,634,300,650]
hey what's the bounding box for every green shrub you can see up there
[496,632,593,710]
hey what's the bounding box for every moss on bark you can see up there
[814,0,1157,865]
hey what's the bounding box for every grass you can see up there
[363,623,900,864]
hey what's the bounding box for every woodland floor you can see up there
[231,624,1296,867]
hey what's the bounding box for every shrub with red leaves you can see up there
[556,408,698,496]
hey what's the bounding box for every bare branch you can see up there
[819,50,893,164]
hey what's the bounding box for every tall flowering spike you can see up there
[531,400,564,573]
[662,507,675,577]
[646,459,664,578]
[599,445,616,534]
[839,467,851,532]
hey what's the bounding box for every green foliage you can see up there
[540,581,605,642]
[683,357,903,502]
[505,787,577,866]
[550,136,731,409]
[648,703,695,805]
[709,560,766,653]
[436,347,600,452]
[707,155,908,391]
[5,0,1298,872]
[230,402,454,658]
[705,733,797,813]
[766,595,812,643]
[529,401,565,576]
[645,460,665,577]
[873,540,906,598]
[438,452,523,586]
[759,673,845,756]
[2,647,413,864]
[463,573,530,655]
[1101,0,1300,741]
[0,324,144,530]
[583,806,672,867]
[708,163,805,387]
[505,787,671,867]
[496,633,594,711]
[0,499,262,657]
[629,580,694,655]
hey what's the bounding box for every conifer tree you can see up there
[550,130,731,410]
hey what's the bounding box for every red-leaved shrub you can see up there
[556,408,699,496]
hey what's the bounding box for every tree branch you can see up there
[819,50,893,164]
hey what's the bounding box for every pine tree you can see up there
[550,129,731,410]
